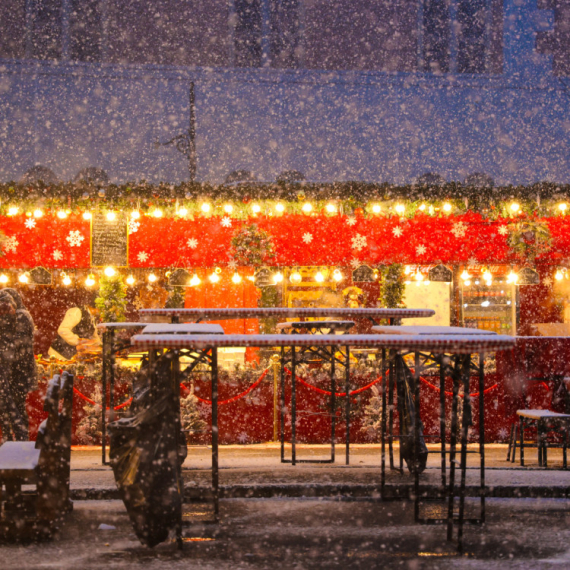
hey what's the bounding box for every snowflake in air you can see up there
[128,219,140,233]
[66,230,85,247]
[302,232,313,244]
[227,259,238,270]
[137,251,149,263]
[350,258,362,270]
[52,249,63,261]
[4,236,18,253]
[497,427,509,441]
[416,244,426,256]
[221,216,232,228]
[451,222,467,238]
[392,226,403,237]
[187,238,198,249]
[345,217,357,226]
[24,218,36,229]
[497,225,508,236]
[543,276,553,287]
[351,233,367,251]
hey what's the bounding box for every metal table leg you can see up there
[381,349,387,497]
[447,356,461,542]
[345,345,350,466]
[211,347,219,520]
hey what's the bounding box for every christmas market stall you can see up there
[2,181,570,445]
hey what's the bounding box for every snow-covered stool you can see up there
[508,409,570,468]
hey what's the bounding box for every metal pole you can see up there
[211,348,219,520]
[381,348,387,496]
[331,346,336,463]
[271,355,279,442]
[447,356,461,542]
[345,345,350,466]
[291,347,297,466]
[440,355,447,489]
[280,347,286,462]
[101,330,109,465]
[478,352,485,523]
[414,351,421,523]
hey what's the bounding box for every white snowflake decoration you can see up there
[187,238,198,249]
[24,218,36,229]
[498,225,509,236]
[543,276,553,287]
[451,222,467,238]
[66,230,85,247]
[137,251,149,263]
[227,259,238,270]
[52,249,63,261]
[416,244,427,256]
[351,233,367,251]
[392,226,403,237]
[345,217,357,226]
[350,258,362,270]
[302,232,313,244]
[128,219,140,234]
[4,236,18,253]
[221,216,232,228]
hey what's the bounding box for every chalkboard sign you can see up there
[352,265,375,283]
[428,264,453,282]
[91,212,128,267]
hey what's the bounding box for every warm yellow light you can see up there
[190,273,201,286]
[302,202,312,213]
[85,274,96,287]
[33,209,43,218]
[315,271,325,283]
[419,204,426,211]
[252,204,261,214]
[62,274,71,286]
[57,210,67,219]
[507,271,518,284]
[510,202,520,213]
[231,272,242,284]
[0,274,8,284]
[177,207,188,217]
[104,266,116,277]
[152,208,163,218]
[461,270,471,281]
[209,272,220,283]
[464,280,471,287]
[404,265,412,275]
[443,203,452,212]
[8,206,19,216]
[224,204,233,214]
[106,211,116,221]
[559,203,567,212]
[201,203,211,213]
[326,203,336,213]
[555,270,564,281]
[395,204,405,215]
[275,203,285,213]
[18,273,29,283]
[148,273,157,283]
[372,204,381,214]
[126,275,135,285]
[333,269,343,282]
[131,210,140,219]
[415,270,424,282]
[290,270,302,284]
[273,271,283,284]
[83,211,92,220]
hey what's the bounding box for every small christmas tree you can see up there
[95,273,127,322]
[180,388,206,436]
[360,384,384,441]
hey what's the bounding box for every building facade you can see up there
[0,0,568,184]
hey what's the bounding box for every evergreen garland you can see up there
[95,273,127,322]
[165,286,185,308]
[379,264,406,308]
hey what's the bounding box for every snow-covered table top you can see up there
[141,323,225,335]
[276,320,355,331]
[372,325,497,336]
[98,322,147,331]
[516,409,570,420]
[139,307,435,320]
[131,333,515,354]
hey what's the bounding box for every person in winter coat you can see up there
[0,289,35,441]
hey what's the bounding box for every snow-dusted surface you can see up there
[372,325,497,335]
[141,323,225,335]
[97,322,147,331]
[275,320,355,330]
[516,409,570,419]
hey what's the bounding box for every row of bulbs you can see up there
[9,200,569,220]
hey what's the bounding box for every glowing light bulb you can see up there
[152,208,163,218]
[483,269,492,282]
[395,204,405,215]
[464,280,471,286]
[404,265,412,275]
[415,271,424,282]
[252,204,261,214]
[333,269,343,282]
[177,207,188,217]
[275,203,285,213]
[326,203,336,214]
[419,204,426,211]
[57,210,67,219]
[232,272,242,284]
[443,203,452,212]
[104,266,116,277]
[461,270,471,281]
[18,273,29,283]
[224,204,233,214]
[8,206,19,216]
[201,203,211,213]
[190,274,201,286]
[559,203,567,212]
[209,272,220,283]
[0,274,8,284]
[290,270,302,284]
[106,211,116,221]
[372,204,381,214]
[148,273,157,283]
[85,274,95,287]
[33,209,43,218]
[302,202,312,213]
[131,210,140,219]
[315,271,325,283]
[83,211,92,220]
[510,202,520,214]
[507,271,518,284]
[273,271,283,284]
[555,270,564,281]
[126,275,135,285]
[62,274,71,286]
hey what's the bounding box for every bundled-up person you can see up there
[0,288,36,441]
